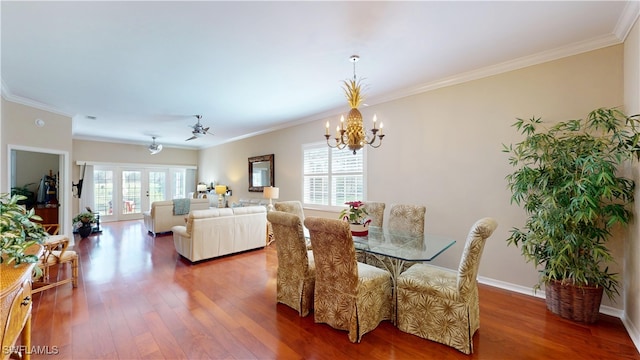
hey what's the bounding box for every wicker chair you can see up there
[33,224,79,294]
[267,211,315,317]
[396,218,498,354]
[304,216,392,343]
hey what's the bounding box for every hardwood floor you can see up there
[27,220,639,359]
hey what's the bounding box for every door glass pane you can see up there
[122,170,141,214]
[94,170,113,216]
[173,170,186,199]
[148,171,166,203]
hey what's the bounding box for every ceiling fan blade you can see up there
[185,135,197,141]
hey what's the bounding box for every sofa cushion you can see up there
[186,208,234,235]
[233,206,266,215]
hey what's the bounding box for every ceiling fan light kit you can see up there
[186,114,214,141]
[148,136,163,155]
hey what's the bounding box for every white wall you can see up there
[624,16,640,351]
[200,45,627,309]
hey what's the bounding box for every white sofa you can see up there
[171,206,267,262]
[143,198,210,236]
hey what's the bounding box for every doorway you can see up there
[8,145,71,235]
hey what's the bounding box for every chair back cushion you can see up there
[268,211,314,314]
[388,204,426,236]
[304,216,358,329]
[362,202,385,228]
[274,201,305,221]
[268,211,308,273]
[457,217,498,298]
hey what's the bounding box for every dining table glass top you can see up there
[351,226,456,262]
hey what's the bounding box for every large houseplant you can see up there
[503,107,640,323]
[0,192,47,270]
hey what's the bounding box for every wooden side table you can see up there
[1,245,42,360]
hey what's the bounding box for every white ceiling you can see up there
[2,1,637,150]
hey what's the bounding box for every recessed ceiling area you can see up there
[1,1,636,149]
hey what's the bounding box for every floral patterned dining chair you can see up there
[267,211,315,317]
[274,200,310,249]
[396,217,498,354]
[388,204,426,237]
[362,202,385,228]
[304,216,392,343]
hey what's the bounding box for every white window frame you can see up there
[302,142,367,212]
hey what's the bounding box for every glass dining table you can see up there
[352,226,456,324]
[304,225,456,324]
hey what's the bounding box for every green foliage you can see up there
[503,108,640,300]
[0,192,47,269]
[73,211,96,226]
[339,201,368,224]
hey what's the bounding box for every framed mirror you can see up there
[248,154,274,192]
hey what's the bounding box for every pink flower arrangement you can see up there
[339,201,369,225]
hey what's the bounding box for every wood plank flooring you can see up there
[27,220,639,359]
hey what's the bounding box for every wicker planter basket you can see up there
[545,279,604,323]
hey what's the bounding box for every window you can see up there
[303,143,365,208]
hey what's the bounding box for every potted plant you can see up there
[10,183,36,208]
[73,211,96,238]
[503,107,640,323]
[0,192,47,271]
[339,201,371,236]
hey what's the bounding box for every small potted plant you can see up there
[1,192,47,270]
[339,201,371,236]
[73,211,96,238]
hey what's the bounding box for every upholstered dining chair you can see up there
[388,204,426,237]
[304,216,392,343]
[274,201,305,222]
[274,201,310,248]
[361,202,385,228]
[267,211,315,317]
[33,224,79,294]
[396,217,498,354]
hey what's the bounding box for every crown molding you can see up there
[1,84,74,118]
[368,33,624,107]
[615,0,640,41]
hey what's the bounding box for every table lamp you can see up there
[197,184,208,198]
[263,186,279,212]
[215,185,227,208]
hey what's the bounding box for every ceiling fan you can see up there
[186,115,214,141]
[148,136,163,155]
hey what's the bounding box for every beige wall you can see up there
[624,17,640,350]
[200,45,627,310]
[71,140,199,215]
[1,99,74,234]
[73,139,198,166]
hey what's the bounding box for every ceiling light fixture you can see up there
[148,136,163,155]
[325,55,385,155]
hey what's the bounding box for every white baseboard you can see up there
[477,276,624,317]
[621,314,640,355]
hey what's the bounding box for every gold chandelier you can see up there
[325,55,385,154]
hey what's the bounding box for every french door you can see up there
[94,167,171,221]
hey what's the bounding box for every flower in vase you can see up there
[339,201,369,225]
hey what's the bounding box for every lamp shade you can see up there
[197,184,207,192]
[263,186,279,199]
[215,185,227,195]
